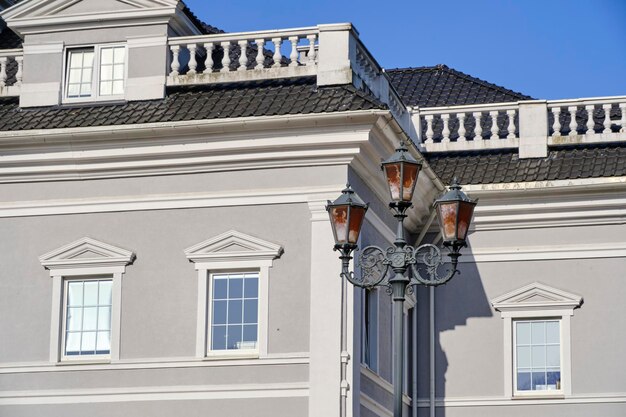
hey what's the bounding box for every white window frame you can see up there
[39,237,135,363]
[491,282,583,398]
[361,287,379,373]
[184,230,283,360]
[63,43,127,103]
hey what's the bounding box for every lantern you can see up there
[326,184,369,249]
[434,179,477,248]
[381,142,422,205]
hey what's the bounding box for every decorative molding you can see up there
[415,393,626,407]
[491,282,583,313]
[0,353,309,374]
[461,242,626,263]
[184,230,283,264]
[361,365,412,406]
[360,393,392,417]
[0,382,309,405]
[39,237,135,271]
[22,42,64,54]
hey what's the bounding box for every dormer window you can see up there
[64,45,126,102]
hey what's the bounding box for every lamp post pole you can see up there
[326,142,477,417]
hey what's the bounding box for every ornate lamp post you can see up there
[326,142,477,417]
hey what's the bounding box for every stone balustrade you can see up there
[167,27,319,85]
[417,97,626,154]
[0,49,23,96]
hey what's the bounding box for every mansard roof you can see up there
[426,143,626,185]
[387,64,533,107]
[0,76,385,131]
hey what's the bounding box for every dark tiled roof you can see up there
[427,144,626,184]
[180,3,225,35]
[0,27,21,49]
[387,65,533,107]
[0,77,385,131]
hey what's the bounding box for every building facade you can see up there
[0,1,625,416]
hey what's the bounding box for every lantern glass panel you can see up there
[348,206,366,244]
[384,163,402,201]
[330,206,349,244]
[456,201,475,241]
[402,163,420,202]
[437,201,459,242]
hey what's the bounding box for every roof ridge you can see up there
[435,65,533,100]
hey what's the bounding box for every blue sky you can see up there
[184,0,626,100]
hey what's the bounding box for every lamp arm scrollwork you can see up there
[407,243,461,287]
[338,245,391,288]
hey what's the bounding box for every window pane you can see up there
[113,47,125,64]
[68,68,82,83]
[112,80,124,95]
[98,306,111,330]
[83,281,99,305]
[98,281,112,305]
[82,52,94,67]
[243,299,258,324]
[517,346,531,368]
[67,282,83,306]
[547,371,561,388]
[67,307,83,331]
[83,307,98,331]
[228,300,243,324]
[101,48,113,65]
[212,300,227,325]
[96,331,110,353]
[229,278,243,299]
[532,372,546,390]
[100,81,112,96]
[81,331,96,353]
[243,277,258,298]
[69,52,83,68]
[546,321,560,344]
[531,345,546,368]
[516,322,530,345]
[517,372,531,391]
[531,321,545,344]
[211,325,226,350]
[547,345,560,367]
[101,65,113,81]
[227,324,242,349]
[80,83,92,96]
[113,65,124,80]
[213,279,227,299]
[67,83,80,97]
[242,324,257,343]
[65,332,81,354]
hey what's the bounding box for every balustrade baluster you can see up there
[473,112,483,140]
[620,103,626,133]
[602,104,612,133]
[221,42,231,73]
[272,38,283,68]
[457,113,466,142]
[506,110,516,138]
[551,108,561,136]
[169,45,180,76]
[14,56,23,86]
[424,115,434,143]
[441,114,450,143]
[306,34,317,65]
[585,105,595,135]
[187,44,197,75]
[203,43,214,73]
[255,39,265,69]
[289,36,299,67]
[490,111,499,139]
[238,40,248,71]
[568,106,578,136]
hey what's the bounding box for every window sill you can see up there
[203,351,260,361]
[513,392,565,400]
[57,358,111,366]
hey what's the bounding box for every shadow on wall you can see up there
[417,238,492,417]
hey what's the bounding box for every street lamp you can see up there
[326,142,477,417]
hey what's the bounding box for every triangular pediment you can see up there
[185,230,283,263]
[1,0,200,37]
[491,282,583,312]
[39,237,135,270]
